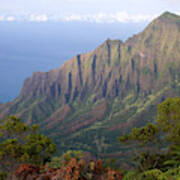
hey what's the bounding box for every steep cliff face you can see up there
[1,12,180,155]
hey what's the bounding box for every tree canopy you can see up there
[0,115,56,178]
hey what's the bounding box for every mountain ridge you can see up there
[0,12,180,155]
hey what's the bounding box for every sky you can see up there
[0,0,179,23]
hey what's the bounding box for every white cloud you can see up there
[0,11,176,23]
[29,14,48,22]
[63,12,157,23]
[0,15,16,22]
[6,16,15,21]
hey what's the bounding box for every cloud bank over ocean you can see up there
[0,12,162,23]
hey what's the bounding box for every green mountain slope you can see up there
[0,12,180,156]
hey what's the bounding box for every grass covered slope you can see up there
[0,12,180,156]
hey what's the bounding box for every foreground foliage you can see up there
[0,116,56,179]
[120,97,180,179]
[15,158,123,180]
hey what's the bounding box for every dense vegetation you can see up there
[0,97,180,179]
